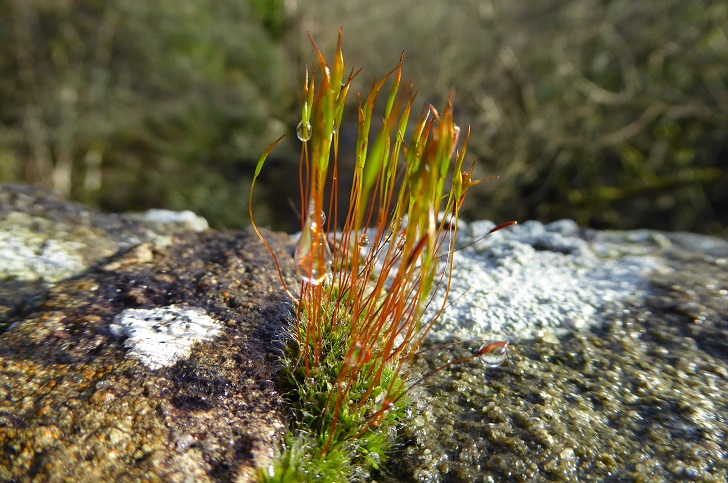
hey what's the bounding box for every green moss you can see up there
[262,296,406,481]
[250,29,485,482]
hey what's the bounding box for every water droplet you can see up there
[306,201,326,226]
[296,121,312,141]
[332,124,338,134]
[473,341,509,368]
[396,232,406,250]
[345,341,371,367]
[294,205,333,285]
[358,233,369,248]
[379,400,394,416]
[346,342,362,367]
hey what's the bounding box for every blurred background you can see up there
[1,0,727,234]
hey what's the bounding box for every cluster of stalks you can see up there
[250,30,508,481]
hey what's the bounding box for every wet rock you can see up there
[3,185,727,482]
[389,221,728,482]
[0,185,295,482]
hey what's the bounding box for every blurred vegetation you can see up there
[2,0,727,233]
[302,0,728,234]
[0,0,296,228]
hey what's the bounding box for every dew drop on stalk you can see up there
[473,340,509,368]
[377,400,395,421]
[345,341,371,367]
[346,342,362,367]
[294,202,333,285]
[396,232,406,250]
[358,233,369,248]
[296,121,312,141]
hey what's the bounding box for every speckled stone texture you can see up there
[389,221,728,482]
[2,184,727,482]
[0,185,295,482]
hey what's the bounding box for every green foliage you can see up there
[248,0,288,40]
[260,297,404,482]
[3,0,726,233]
[251,31,481,481]
[0,0,294,228]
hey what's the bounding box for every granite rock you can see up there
[391,220,728,482]
[0,185,294,482]
[2,184,727,482]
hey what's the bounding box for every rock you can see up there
[3,185,727,482]
[425,219,716,342]
[124,208,210,235]
[109,305,224,370]
[0,186,206,286]
[390,220,728,482]
[0,185,295,482]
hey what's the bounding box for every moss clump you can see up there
[251,29,496,481]
[263,297,406,482]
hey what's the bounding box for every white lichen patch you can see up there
[127,209,209,233]
[0,214,88,282]
[110,305,222,369]
[425,219,665,343]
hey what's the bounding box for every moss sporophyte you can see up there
[249,30,515,482]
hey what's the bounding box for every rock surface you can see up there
[0,185,294,482]
[392,219,728,482]
[2,184,727,482]
[427,218,726,342]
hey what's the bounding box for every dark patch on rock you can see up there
[170,361,232,412]
[0,185,296,482]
